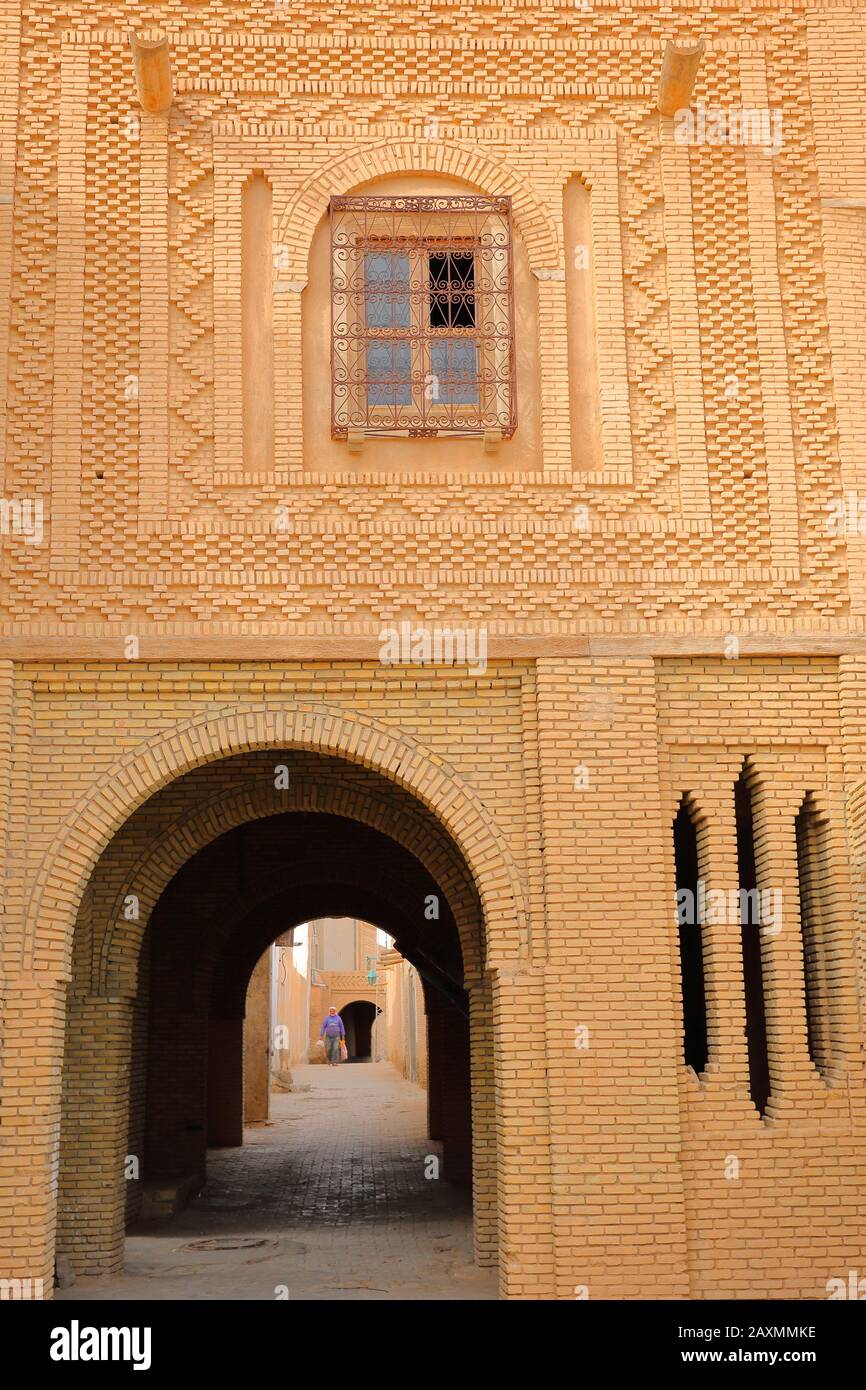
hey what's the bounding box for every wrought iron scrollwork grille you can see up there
[330,194,517,439]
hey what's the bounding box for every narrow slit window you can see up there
[735,769,770,1115]
[673,797,709,1074]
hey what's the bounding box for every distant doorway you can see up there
[340,999,380,1060]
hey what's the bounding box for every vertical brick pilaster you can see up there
[468,975,497,1267]
[0,975,65,1294]
[425,989,472,1188]
[425,996,443,1141]
[273,286,304,473]
[0,0,19,492]
[748,770,827,1116]
[207,1018,244,1147]
[438,1001,472,1188]
[694,790,753,1103]
[56,994,132,1277]
[243,949,271,1124]
[536,274,571,471]
[137,110,170,524]
[49,42,88,571]
[491,966,555,1299]
[536,657,690,1299]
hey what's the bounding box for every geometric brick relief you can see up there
[765,30,848,602]
[1,8,854,631]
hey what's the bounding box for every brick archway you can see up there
[58,801,497,1280]
[276,136,560,278]
[49,712,518,1284]
[27,702,529,977]
[93,769,485,997]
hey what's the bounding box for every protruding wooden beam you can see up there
[658,38,704,117]
[130,33,173,114]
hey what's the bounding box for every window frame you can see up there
[330,194,516,439]
[359,235,483,425]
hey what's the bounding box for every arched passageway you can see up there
[339,1000,380,1060]
[55,747,496,1287]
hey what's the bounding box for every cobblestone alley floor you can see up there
[58,1061,497,1301]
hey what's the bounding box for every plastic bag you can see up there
[340,1040,348,1061]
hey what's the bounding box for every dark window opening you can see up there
[795,794,831,1079]
[735,769,770,1115]
[428,252,476,329]
[673,798,709,1074]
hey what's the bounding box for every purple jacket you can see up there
[321,1014,345,1039]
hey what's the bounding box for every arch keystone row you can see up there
[27,702,529,975]
[274,136,560,278]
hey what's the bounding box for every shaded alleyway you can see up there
[57,1062,496,1301]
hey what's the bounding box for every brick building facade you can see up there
[1,0,866,1301]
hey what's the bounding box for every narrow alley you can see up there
[57,1063,497,1302]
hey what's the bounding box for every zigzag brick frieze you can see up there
[0,2,858,632]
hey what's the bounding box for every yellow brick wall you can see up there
[378,949,429,1090]
[0,0,863,631]
[3,0,866,1302]
[657,658,864,1297]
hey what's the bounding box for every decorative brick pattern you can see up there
[0,3,858,628]
[2,1,866,1305]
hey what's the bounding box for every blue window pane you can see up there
[365,252,410,329]
[429,340,478,405]
[366,342,412,406]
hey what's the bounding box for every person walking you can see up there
[320,1006,346,1066]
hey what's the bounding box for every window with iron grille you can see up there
[330,195,516,439]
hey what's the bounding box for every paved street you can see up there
[58,1062,497,1301]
